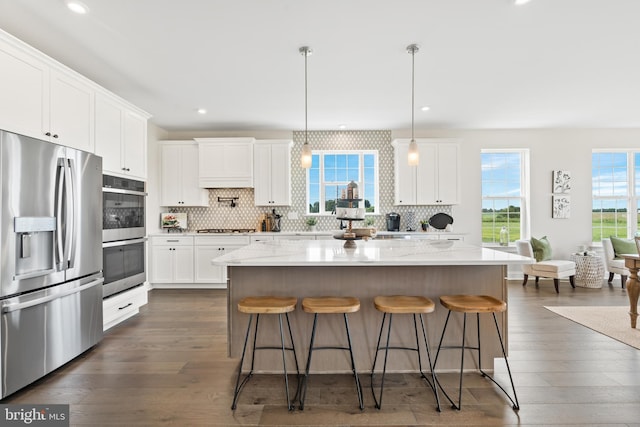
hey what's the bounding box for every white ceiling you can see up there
[1,0,639,132]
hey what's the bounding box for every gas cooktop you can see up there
[196,228,256,234]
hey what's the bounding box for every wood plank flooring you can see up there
[3,279,640,426]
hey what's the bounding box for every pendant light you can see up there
[300,46,313,168]
[407,44,419,166]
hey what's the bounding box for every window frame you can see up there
[306,149,379,216]
[480,149,531,245]
[591,149,639,241]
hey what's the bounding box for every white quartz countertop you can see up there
[213,239,534,267]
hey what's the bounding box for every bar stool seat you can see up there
[434,294,519,411]
[299,296,364,410]
[231,296,300,411]
[371,295,441,411]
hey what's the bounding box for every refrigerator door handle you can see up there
[1,277,104,313]
[65,158,76,269]
[54,158,66,270]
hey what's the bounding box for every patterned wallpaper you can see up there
[171,130,451,232]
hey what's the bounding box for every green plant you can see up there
[364,217,374,226]
[420,219,429,225]
[306,217,317,226]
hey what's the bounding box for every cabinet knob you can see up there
[53,134,58,139]
[45,132,51,136]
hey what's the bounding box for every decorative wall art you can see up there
[552,195,571,219]
[552,170,571,193]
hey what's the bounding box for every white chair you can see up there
[601,238,628,289]
[515,240,576,293]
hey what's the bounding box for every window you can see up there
[481,150,530,244]
[591,151,640,241]
[307,150,379,215]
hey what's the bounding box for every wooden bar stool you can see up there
[231,296,300,411]
[433,294,520,411]
[298,296,364,410]
[370,295,441,411]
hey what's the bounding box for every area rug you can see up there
[544,306,640,350]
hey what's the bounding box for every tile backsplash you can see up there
[170,130,451,232]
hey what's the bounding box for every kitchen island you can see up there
[214,239,533,373]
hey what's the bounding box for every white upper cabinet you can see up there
[0,36,48,141]
[160,141,208,207]
[393,139,460,205]
[49,69,94,152]
[0,32,94,151]
[95,93,149,180]
[254,140,292,206]
[0,29,149,163]
[196,138,255,188]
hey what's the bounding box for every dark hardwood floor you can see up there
[3,279,639,426]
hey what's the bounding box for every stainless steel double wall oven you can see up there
[102,175,147,298]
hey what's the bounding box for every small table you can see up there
[622,255,639,328]
[569,254,605,288]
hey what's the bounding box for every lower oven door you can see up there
[103,238,146,298]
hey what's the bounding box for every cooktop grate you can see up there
[196,228,256,234]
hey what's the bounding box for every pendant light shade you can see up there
[407,44,419,166]
[300,46,313,168]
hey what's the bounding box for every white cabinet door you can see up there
[95,94,124,173]
[393,139,460,206]
[194,246,225,284]
[173,247,195,283]
[95,93,148,179]
[160,142,208,207]
[149,236,194,284]
[122,110,147,179]
[436,143,460,205]
[254,140,292,206]
[393,141,416,205]
[160,144,182,206]
[150,246,175,283]
[416,143,437,204]
[49,69,94,152]
[0,37,48,140]
[196,138,254,187]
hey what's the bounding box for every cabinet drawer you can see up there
[103,285,148,330]
[150,236,194,246]
[195,235,251,246]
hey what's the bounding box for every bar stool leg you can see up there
[479,313,520,410]
[231,313,256,410]
[433,310,461,410]
[371,313,392,409]
[285,312,302,404]
[343,313,364,410]
[277,313,295,411]
[416,314,441,412]
[298,313,319,410]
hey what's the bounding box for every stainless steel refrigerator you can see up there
[0,129,103,398]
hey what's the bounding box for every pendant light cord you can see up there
[411,47,415,141]
[305,48,308,144]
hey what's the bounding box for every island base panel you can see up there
[227,265,507,373]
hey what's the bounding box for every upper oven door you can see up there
[102,187,146,242]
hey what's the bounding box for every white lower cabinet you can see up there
[149,236,194,286]
[103,284,149,331]
[150,235,250,289]
[194,236,250,287]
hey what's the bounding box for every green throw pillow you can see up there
[530,236,552,262]
[609,236,638,259]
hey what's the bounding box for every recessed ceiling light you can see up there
[338,124,347,130]
[197,108,207,115]
[65,0,89,14]
[514,0,532,5]
[420,106,430,112]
